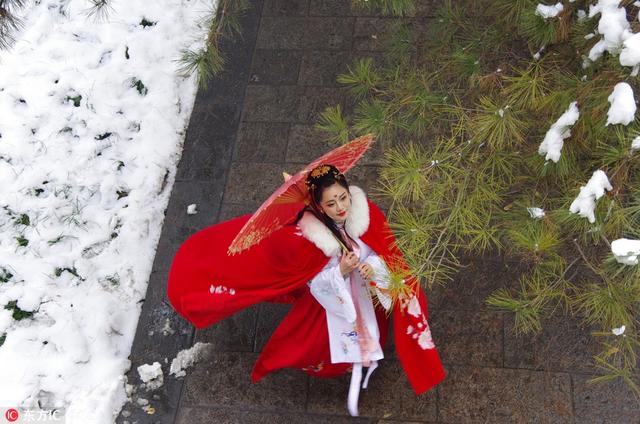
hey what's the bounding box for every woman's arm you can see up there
[308,262,357,323]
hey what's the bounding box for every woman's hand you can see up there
[357,263,374,280]
[339,250,359,276]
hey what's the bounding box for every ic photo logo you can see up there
[4,408,19,422]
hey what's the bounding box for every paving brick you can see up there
[438,366,573,423]
[504,312,599,374]
[257,17,353,51]
[152,224,197,274]
[296,86,345,123]
[195,306,259,352]
[298,50,352,86]
[243,85,303,122]
[181,351,308,410]
[164,180,223,229]
[217,203,257,222]
[223,162,299,204]
[249,49,302,86]
[254,303,292,352]
[572,373,640,423]
[428,254,519,311]
[285,124,331,163]
[354,18,402,51]
[234,122,290,162]
[262,0,309,16]
[307,358,438,420]
[176,407,375,423]
[430,308,503,367]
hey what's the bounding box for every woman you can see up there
[166,164,445,416]
[297,164,393,415]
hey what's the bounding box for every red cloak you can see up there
[166,198,446,394]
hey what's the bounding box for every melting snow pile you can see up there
[169,342,213,378]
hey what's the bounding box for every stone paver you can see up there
[119,1,640,423]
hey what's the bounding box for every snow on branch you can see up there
[536,3,563,19]
[538,101,579,163]
[611,238,640,265]
[569,170,613,223]
[606,82,636,126]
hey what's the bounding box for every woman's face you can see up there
[319,183,351,223]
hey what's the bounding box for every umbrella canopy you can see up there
[227,134,375,255]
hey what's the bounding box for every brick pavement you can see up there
[117,1,639,423]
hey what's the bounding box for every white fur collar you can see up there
[297,185,370,257]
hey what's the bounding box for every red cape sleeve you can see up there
[166,214,330,329]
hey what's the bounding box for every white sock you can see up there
[347,363,363,417]
[362,360,378,389]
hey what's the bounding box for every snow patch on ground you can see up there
[169,342,213,378]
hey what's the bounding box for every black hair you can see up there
[292,164,355,252]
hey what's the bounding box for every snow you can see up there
[0,0,211,422]
[536,3,564,19]
[588,0,631,63]
[538,101,579,162]
[611,238,640,265]
[632,136,640,151]
[606,82,636,126]
[137,362,164,390]
[527,207,546,219]
[186,203,198,214]
[169,342,213,378]
[569,170,613,223]
[612,325,626,335]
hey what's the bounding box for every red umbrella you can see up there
[227,134,375,255]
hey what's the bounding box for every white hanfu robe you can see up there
[308,228,392,364]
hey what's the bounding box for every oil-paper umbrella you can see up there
[227,133,375,255]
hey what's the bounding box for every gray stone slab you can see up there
[438,365,573,423]
[254,303,292,352]
[195,306,259,352]
[298,50,352,86]
[234,122,290,162]
[429,308,503,367]
[242,85,304,122]
[249,49,302,86]
[262,0,309,16]
[180,351,308,410]
[306,1,444,18]
[307,359,438,420]
[257,17,353,51]
[286,124,385,166]
[223,161,300,204]
[504,312,599,374]
[428,255,518,311]
[572,373,640,423]
[285,124,332,163]
[176,407,375,423]
[296,86,345,123]
[164,180,223,229]
[354,18,402,51]
[151,223,197,274]
[218,203,258,222]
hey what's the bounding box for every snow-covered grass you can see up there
[0,0,211,422]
